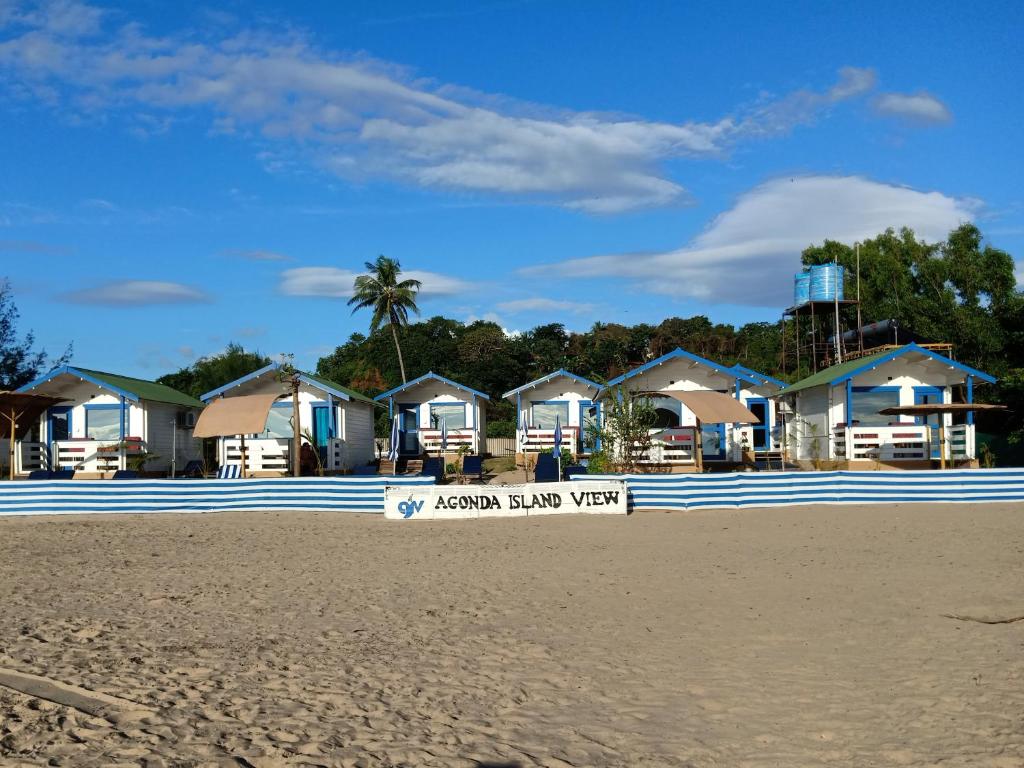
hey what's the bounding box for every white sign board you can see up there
[384,480,628,520]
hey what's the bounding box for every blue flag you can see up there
[440,416,448,451]
[553,414,562,453]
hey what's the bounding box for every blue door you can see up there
[914,387,942,459]
[747,398,770,452]
[47,406,72,469]
[398,404,419,455]
[579,401,600,452]
[312,405,333,458]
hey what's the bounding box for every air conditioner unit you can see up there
[176,411,197,429]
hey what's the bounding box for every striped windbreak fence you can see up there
[0,476,437,516]
[580,469,1024,511]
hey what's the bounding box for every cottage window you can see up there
[851,388,900,426]
[258,404,294,439]
[430,403,467,430]
[85,407,120,441]
[531,402,569,430]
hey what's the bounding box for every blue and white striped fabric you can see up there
[388,415,400,462]
[579,469,1024,511]
[217,465,241,479]
[0,476,436,516]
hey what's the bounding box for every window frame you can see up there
[530,400,571,430]
[850,385,902,427]
[83,403,122,441]
[429,402,468,430]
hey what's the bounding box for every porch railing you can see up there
[222,438,289,475]
[833,424,977,462]
[17,441,47,473]
[51,439,146,473]
[517,426,581,454]
[420,428,475,454]
[638,427,698,465]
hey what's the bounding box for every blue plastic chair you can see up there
[534,453,558,483]
[51,469,75,480]
[422,457,444,482]
[27,470,51,480]
[216,465,241,479]
[180,460,204,478]
[352,464,378,476]
[461,455,483,482]
[563,464,586,478]
[111,469,138,479]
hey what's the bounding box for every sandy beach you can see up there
[1,504,1022,767]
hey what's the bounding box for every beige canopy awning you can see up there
[645,389,760,424]
[193,393,285,438]
[0,392,70,440]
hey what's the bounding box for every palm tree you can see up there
[348,255,421,383]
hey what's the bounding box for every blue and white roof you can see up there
[374,372,490,401]
[605,347,763,388]
[501,369,603,401]
[200,362,377,405]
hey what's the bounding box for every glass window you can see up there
[851,389,900,426]
[532,402,570,429]
[85,408,120,440]
[258,405,294,439]
[430,403,466,430]
[649,396,681,429]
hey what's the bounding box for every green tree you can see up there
[158,343,271,399]
[348,255,421,384]
[0,278,71,389]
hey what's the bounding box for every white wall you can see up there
[514,380,597,428]
[144,401,203,472]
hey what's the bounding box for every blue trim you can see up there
[397,403,420,455]
[731,364,787,389]
[199,362,358,403]
[530,400,570,430]
[17,366,141,403]
[501,369,603,400]
[845,379,853,425]
[606,348,761,388]
[849,385,901,426]
[83,404,121,440]
[913,386,944,459]
[516,392,522,429]
[374,372,491,401]
[47,406,73,456]
[734,379,741,400]
[746,397,770,451]
[119,396,126,440]
[828,343,997,387]
[578,400,601,451]
[966,376,974,426]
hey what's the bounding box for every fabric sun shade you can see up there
[193,393,286,438]
[0,392,69,440]
[644,390,760,424]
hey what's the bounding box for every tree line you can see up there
[1,223,1020,461]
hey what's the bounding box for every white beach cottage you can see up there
[14,365,204,476]
[603,348,779,469]
[774,343,995,468]
[200,362,378,475]
[374,372,489,456]
[502,370,603,458]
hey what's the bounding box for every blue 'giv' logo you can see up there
[398,499,425,518]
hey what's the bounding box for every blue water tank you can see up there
[809,263,845,301]
[794,272,810,306]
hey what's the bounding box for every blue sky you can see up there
[1,0,1022,378]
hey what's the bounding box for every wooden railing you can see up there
[517,426,581,453]
[222,438,289,475]
[52,439,146,473]
[420,428,475,454]
[835,423,974,462]
[16,441,47,473]
[638,427,698,465]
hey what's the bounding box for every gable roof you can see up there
[199,362,378,405]
[774,343,996,397]
[730,364,787,390]
[374,372,490,401]
[502,369,603,401]
[17,366,204,408]
[605,347,762,388]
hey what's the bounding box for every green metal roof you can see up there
[302,371,379,406]
[76,368,206,408]
[774,348,900,397]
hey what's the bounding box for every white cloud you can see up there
[496,297,596,315]
[279,266,477,298]
[63,279,210,305]
[0,3,883,212]
[529,175,978,306]
[874,91,952,124]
